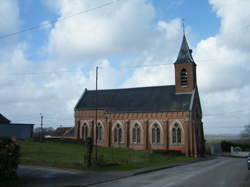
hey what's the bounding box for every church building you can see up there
[74,34,205,157]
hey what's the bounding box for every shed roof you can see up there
[0,113,10,124]
[63,127,74,137]
[54,127,72,136]
[0,124,33,139]
[75,85,193,113]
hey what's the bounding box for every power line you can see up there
[1,69,78,76]
[2,58,242,77]
[0,0,123,40]
[204,108,250,117]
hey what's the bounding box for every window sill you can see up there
[170,144,184,146]
[151,143,163,146]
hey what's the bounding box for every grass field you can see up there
[17,141,195,171]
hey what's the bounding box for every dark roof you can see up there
[63,127,74,137]
[75,85,193,113]
[0,113,10,124]
[11,123,34,126]
[54,127,72,136]
[175,34,195,64]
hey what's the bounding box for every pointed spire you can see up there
[175,33,195,64]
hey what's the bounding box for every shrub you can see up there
[0,137,20,180]
[221,141,231,152]
[221,140,250,152]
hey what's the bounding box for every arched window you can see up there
[82,123,88,140]
[172,123,182,144]
[132,123,141,144]
[152,124,160,144]
[180,69,188,87]
[96,123,102,142]
[114,124,122,144]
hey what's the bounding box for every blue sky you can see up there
[0,0,249,135]
[150,0,220,39]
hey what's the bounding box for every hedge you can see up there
[0,137,20,180]
[221,140,250,152]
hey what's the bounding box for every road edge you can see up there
[79,156,216,187]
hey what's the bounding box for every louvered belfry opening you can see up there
[180,68,188,87]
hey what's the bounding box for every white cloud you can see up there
[0,41,125,127]
[195,37,249,93]
[122,18,183,87]
[210,0,250,52]
[46,0,155,61]
[193,0,250,134]
[0,0,19,35]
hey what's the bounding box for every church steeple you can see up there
[174,34,197,94]
[175,34,195,64]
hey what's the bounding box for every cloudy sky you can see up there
[0,0,249,135]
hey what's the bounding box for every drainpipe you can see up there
[189,111,192,157]
[166,120,169,150]
[127,120,130,148]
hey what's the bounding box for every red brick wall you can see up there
[74,110,203,156]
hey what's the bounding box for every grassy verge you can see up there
[17,140,196,171]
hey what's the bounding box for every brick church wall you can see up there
[74,110,199,156]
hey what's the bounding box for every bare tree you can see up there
[33,127,55,138]
[241,124,250,138]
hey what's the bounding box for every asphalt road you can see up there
[93,157,250,187]
[18,165,131,187]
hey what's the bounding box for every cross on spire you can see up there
[182,18,185,36]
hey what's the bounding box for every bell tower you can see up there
[174,34,197,94]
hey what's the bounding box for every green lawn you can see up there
[17,141,195,171]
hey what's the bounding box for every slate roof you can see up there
[175,34,195,64]
[0,113,10,124]
[75,85,193,113]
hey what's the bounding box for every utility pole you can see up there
[40,113,43,142]
[95,66,98,161]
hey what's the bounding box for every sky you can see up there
[0,0,249,135]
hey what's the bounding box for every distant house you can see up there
[62,127,75,139]
[53,127,72,137]
[0,113,34,139]
[45,127,75,139]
